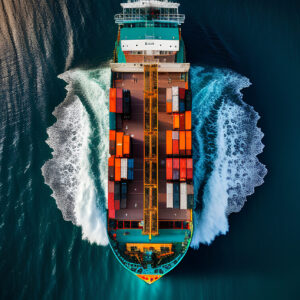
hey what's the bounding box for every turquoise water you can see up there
[1,0,300,299]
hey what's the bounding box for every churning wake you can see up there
[190,66,267,248]
[42,67,110,245]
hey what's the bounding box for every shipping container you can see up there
[172,94,179,112]
[186,130,192,156]
[115,158,121,181]
[108,181,114,193]
[179,88,185,100]
[173,113,179,130]
[179,113,185,130]
[187,158,193,180]
[185,89,192,111]
[121,158,128,180]
[116,88,123,113]
[166,102,172,113]
[179,131,186,155]
[180,182,187,209]
[128,159,134,180]
[180,158,187,181]
[179,99,185,112]
[109,130,116,155]
[108,156,115,180]
[173,183,180,208]
[109,88,116,113]
[116,132,124,157]
[108,209,115,219]
[166,88,172,113]
[123,135,131,156]
[115,200,120,210]
[116,114,123,130]
[172,131,179,140]
[166,183,173,208]
[173,158,180,180]
[172,86,179,96]
[108,192,114,210]
[121,182,127,209]
[109,112,116,130]
[187,183,194,209]
[114,182,120,200]
[185,111,192,130]
[123,90,131,119]
[172,139,179,155]
[166,158,173,180]
[166,87,172,101]
[166,130,172,155]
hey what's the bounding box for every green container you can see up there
[109,112,116,130]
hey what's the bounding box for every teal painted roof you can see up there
[120,27,179,40]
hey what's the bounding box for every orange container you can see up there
[180,158,187,181]
[123,135,130,156]
[108,156,115,166]
[186,131,192,156]
[109,88,116,113]
[116,132,124,157]
[179,131,186,154]
[115,158,121,181]
[173,113,180,130]
[185,111,192,130]
[166,102,172,113]
[166,158,173,180]
[166,130,172,155]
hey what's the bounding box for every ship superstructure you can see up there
[107,0,193,284]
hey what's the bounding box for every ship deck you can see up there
[114,72,191,222]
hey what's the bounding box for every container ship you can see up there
[107,0,193,284]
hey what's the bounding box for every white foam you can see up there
[190,67,267,248]
[42,66,111,246]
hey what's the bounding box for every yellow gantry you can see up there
[143,64,159,239]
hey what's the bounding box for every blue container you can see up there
[127,159,134,180]
[179,99,185,112]
[109,112,116,130]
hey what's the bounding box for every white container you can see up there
[166,183,173,208]
[121,158,128,179]
[180,182,187,209]
[172,131,179,140]
[172,94,179,112]
[172,86,179,96]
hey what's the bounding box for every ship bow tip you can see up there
[136,274,162,284]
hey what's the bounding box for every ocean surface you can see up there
[1,0,300,299]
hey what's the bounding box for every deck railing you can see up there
[115,13,185,24]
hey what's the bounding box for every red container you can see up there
[179,113,185,130]
[115,200,120,210]
[166,158,173,180]
[180,158,187,181]
[172,139,179,155]
[109,88,116,113]
[179,88,185,100]
[116,88,123,113]
[108,181,114,193]
[173,158,180,180]
[108,193,114,210]
[108,209,115,219]
[187,158,193,180]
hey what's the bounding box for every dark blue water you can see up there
[1,0,300,299]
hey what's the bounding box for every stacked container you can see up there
[186,131,192,156]
[166,88,172,113]
[179,131,186,155]
[172,131,179,155]
[128,159,134,180]
[114,182,120,210]
[173,158,180,180]
[166,158,173,180]
[180,158,186,181]
[179,88,185,112]
[173,113,180,130]
[121,158,128,180]
[109,130,116,155]
[123,135,131,156]
[173,183,180,209]
[116,88,123,113]
[121,182,127,209]
[166,130,172,155]
[116,132,124,157]
[172,86,179,112]
[180,182,187,209]
[108,156,115,181]
[187,184,194,209]
[166,183,173,208]
[187,158,193,181]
